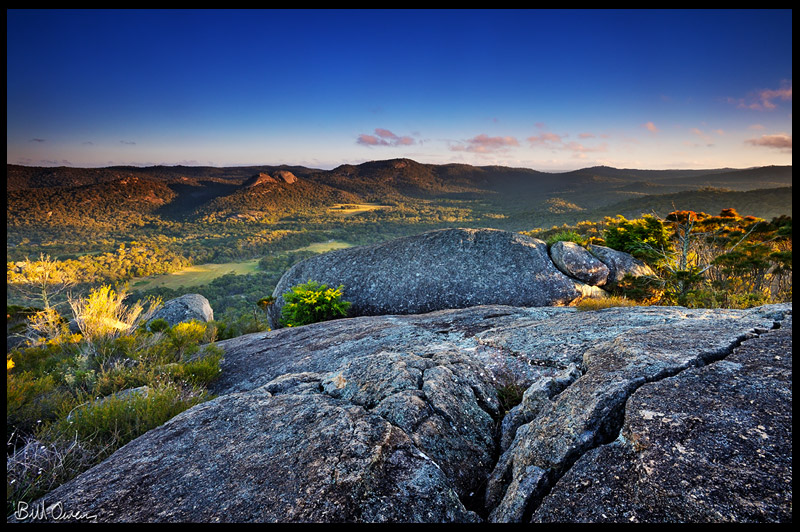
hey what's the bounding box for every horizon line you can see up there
[6,158,791,174]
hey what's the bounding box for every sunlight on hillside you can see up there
[327,203,392,217]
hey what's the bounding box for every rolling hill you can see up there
[5,160,792,231]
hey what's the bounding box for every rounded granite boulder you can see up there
[267,228,585,329]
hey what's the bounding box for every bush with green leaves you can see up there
[280,280,351,327]
[546,230,588,247]
[602,214,672,264]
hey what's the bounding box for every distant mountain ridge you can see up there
[6,160,792,229]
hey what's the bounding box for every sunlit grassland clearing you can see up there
[291,240,352,253]
[131,259,263,290]
[327,203,392,217]
[129,240,352,291]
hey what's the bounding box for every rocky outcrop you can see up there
[550,240,610,286]
[244,172,278,187]
[244,171,298,188]
[267,229,663,329]
[272,170,298,184]
[268,228,590,329]
[147,293,213,327]
[15,303,791,523]
[588,244,655,284]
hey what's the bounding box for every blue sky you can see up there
[6,9,793,171]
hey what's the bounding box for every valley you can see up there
[6,159,793,333]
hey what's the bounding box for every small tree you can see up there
[8,254,75,311]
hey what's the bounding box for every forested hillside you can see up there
[6,159,792,333]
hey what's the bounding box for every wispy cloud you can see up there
[527,132,607,158]
[527,132,563,147]
[120,140,137,145]
[29,138,45,143]
[745,133,792,151]
[357,128,415,147]
[450,134,520,153]
[690,128,713,144]
[728,81,792,111]
[643,121,658,133]
[563,141,608,154]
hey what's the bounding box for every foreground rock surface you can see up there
[532,319,793,523]
[13,303,791,523]
[267,228,585,328]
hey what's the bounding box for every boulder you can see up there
[147,293,213,327]
[587,244,655,284]
[550,241,610,286]
[13,303,791,523]
[267,228,584,328]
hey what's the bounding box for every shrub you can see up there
[603,214,672,264]
[69,285,161,344]
[147,318,170,333]
[53,381,209,457]
[7,372,74,440]
[280,280,351,327]
[609,274,666,304]
[25,307,69,345]
[161,346,223,386]
[167,321,209,361]
[546,230,588,247]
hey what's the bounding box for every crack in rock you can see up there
[530,316,792,522]
[484,313,789,523]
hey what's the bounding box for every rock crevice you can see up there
[486,312,790,522]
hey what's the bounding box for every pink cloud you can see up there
[526,131,607,158]
[451,134,520,153]
[357,128,416,147]
[563,141,607,154]
[745,133,792,151]
[643,121,658,133]
[728,82,792,111]
[357,134,383,146]
[527,132,563,146]
[690,128,712,142]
